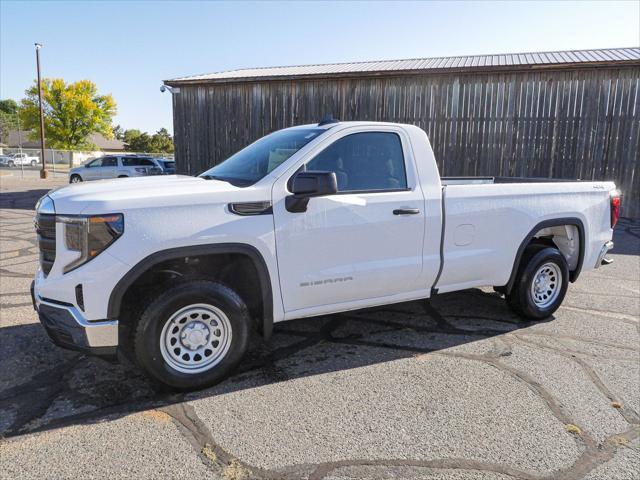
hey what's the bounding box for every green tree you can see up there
[112,124,124,140]
[0,99,20,143]
[149,128,174,153]
[0,99,18,114]
[123,129,145,151]
[124,128,174,153]
[126,131,151,152]
[19,79,116,149]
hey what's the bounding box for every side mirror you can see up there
[286,171,337,213]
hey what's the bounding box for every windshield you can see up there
[200,128,324,186]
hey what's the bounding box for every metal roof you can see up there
[166,47,640,85]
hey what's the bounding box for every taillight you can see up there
[610,191,621,228]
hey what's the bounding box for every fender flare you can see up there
[504,217,585,293]
[107,243,274,339]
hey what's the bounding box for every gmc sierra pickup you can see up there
[32,120,620,389]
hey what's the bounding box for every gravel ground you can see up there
[1,175,638,480]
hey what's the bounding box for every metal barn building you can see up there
[164,47,640,216]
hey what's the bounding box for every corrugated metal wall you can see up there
[172,66,639,217]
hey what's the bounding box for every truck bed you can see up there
[435,179,615,294]
[441,176,582,186]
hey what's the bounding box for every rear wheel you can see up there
[132,280,250,390]
[70,174,82,183]
[117,175,128,178]
[506,246,569,319]
[7,161,15,168]
[30,160,37,167]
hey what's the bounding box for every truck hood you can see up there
[47,175,268,214]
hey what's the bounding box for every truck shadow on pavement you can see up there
[0,289,548,438]
[0,189,52,210]
[611,218,640,255]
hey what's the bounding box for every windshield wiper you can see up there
[201,174,231,183]
[201,174,255,187]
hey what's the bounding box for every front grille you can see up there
[36,213,56,276]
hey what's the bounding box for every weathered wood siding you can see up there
[173,66,640,217]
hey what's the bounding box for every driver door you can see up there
[84,158,103,180]
[99,156,118,178]
[272,127,426,316]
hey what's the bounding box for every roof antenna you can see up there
[318,115,340,126]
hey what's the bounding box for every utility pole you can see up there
[35,43,47,179]
[17,113,24,179]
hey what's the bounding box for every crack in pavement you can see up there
[559,305,639,325]
[512,334,640,425]
[2,286,638,479]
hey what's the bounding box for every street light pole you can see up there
[35,43,47,179]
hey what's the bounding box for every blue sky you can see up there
[1,1,638,134]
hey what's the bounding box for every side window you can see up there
[123,157,154,167]
[306,132,407,192]
[88,158,103,168]
[102,157,117,167]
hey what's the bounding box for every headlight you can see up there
[36,195,55,214]
[59,214,124,273]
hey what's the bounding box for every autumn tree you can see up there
[20,79,116,149]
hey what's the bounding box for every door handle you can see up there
[393,208,421,215]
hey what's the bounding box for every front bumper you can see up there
[31,281,119,357]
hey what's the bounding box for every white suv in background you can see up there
[69,155,163,183]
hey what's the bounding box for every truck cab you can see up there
[32,121,619,390]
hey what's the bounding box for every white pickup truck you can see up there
[32,121,620,389]
[7,153,40,167]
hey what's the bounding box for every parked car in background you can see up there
[33,121,619,390]
[2,153,40,167]
[153,158,176,174]
[69,155,163,183]
[0,155,14,167]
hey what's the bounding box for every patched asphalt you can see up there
[1,175,638,480]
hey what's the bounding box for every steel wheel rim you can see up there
[530,262,562,308]
[159,303,232,374]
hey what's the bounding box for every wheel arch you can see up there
[107,243,274,339]
[504,217,585,294]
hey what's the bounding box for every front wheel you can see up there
[70,174,82,183]
[133,281,250,390]
[506,246,569,320]
[7,161,15,168]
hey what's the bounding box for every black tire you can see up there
[70,174,82,183]
[118,175,128,178]
[132,280,250,390]
[8,161,15,168]
[506,246,569,320]
[30,160,37,167]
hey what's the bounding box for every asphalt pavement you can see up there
[1,175,638,480]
